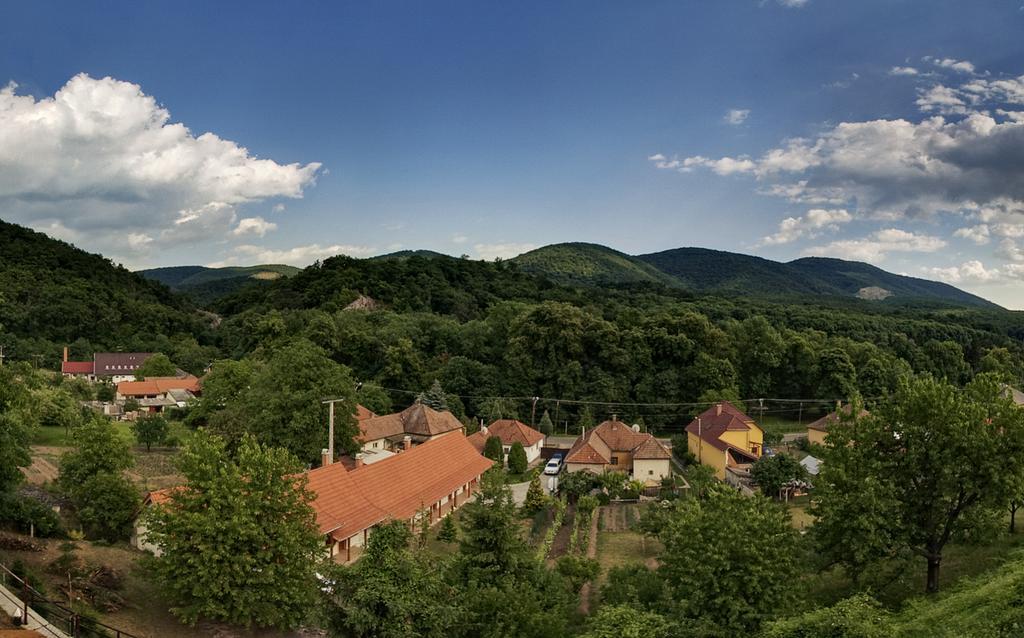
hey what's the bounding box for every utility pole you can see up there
[322,398,346,465]
[697,417,702,464]
[0,345,4,367]
[530,396,539,426]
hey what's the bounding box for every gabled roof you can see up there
[93,352,153,376]
[564,420,670,465]
[685,402,760,452]
[307,432,493,540]
[486,419,545,447]
[355,404,377,421]
[358,403,463,443]
[62,361,94,374]
[117,376,201,397]
[806,404,869,432]
[145,487,182,506]
[466,430,488,453]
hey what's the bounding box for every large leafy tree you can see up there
[324,520,460,637]
[147,432,323,628]
[813,374,1024,593]
[135,353,178,379]
[0,367,33,493]
[58,416,134,492]
[656,486,799,631]
[74,471,139,542]
[750,454,807,499]
[132,413,169,452]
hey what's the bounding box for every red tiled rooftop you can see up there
[61,361,94,374]
[486,419,545,447]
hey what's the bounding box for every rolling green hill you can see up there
[511,243,684,289]
[0,218,208,364]
[138,264,300,306]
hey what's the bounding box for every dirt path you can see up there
[21,455,60,485]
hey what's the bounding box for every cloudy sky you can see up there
[3,2,1024,307]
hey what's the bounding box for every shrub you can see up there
[507,442,528,474]
[0,492,63,537]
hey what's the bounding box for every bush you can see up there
[0,492,63,537]
[74,472,139,542]
[523,475,549,514]
[484,436,504,464]
[507,442,528,474]
[556,554,600,593]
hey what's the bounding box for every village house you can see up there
[469,419,546,464]
[806,403,869,447]
[116,376,201,414]
[563,418,672,486]
[685,402,763,480]
[60,349,155,383]
[356,402,464,454]
[132,488,177,556]
[307,432,493,563]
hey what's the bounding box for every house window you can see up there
[610,456,619,465]
[649,470,654,475]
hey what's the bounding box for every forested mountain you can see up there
[0,218,215,370]
[512,243,684,289]
[138,264,300,306]
[638,246,997,308]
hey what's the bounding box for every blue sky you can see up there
[3,1,1024,306]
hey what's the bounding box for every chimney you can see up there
[612,413,618,422]
[836,400,842,411]
[481,425,488,435]
[321,448,332,467]
[403,435,412,451]
[63,347,68,362]
[354,453,364,469]
[582,426,586,438]
[715,403,722,417]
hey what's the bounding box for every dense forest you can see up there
[3,219,1024,430]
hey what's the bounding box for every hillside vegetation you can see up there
[138,264,300,305]
[0,219,211,366]
[513,243,684,289]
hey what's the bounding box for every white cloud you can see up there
[804,228,946,263]
[451,233,469,244]
[928,57,976,74]
[208,242,376,267]
[916,85,968,114]
[0,74,320,262]
[953,225,991,245]
[759,208,851,245]
[473,242,538,261]
[777,0,809,7]
[997,238,1024,262]
[232,216,278,237]
[650,154,757,176]
[923,260,1024,284]
[890,66,919,76]
[272,203,286,213]
[724,109,750,125]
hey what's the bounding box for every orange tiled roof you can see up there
[117,376,201,396]
[307,432,493,540]
[355,404,377,421]
[565,420,669,465]
[487,419,545,447]
[146,487,182,506]
[358,403,463,443]
[466,430,488,453]
[61,361,94,374]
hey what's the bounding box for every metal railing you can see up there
[0,561,143,638]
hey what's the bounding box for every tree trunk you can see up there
[1011,502,1019,534]
[926,555,941,593]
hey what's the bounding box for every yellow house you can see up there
[685,402,763,480]
[806,404,869,447]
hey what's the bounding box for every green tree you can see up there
[813,375,1024,593]
[656,487,799,631]
[576,405,595,433]
[507,441,528,474]
[538,410,554,436]
[437,513,458,543]
[418,379,449,411]
[324,519,460,637]
[750,454,806,499]
[135,353,177,379]
[579,604,673,638]
[816,347,858,401]
[522,475,548,514]
[58,417,133,493]
[74,471,138,542]
[484,436,504,464]
[0,367,33,493]
[132,413,169,452]
[147,432,323,628]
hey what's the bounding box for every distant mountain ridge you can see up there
[507,243,997,309]
[138,264,300,305]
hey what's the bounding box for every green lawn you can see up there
[758,415,808,434]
